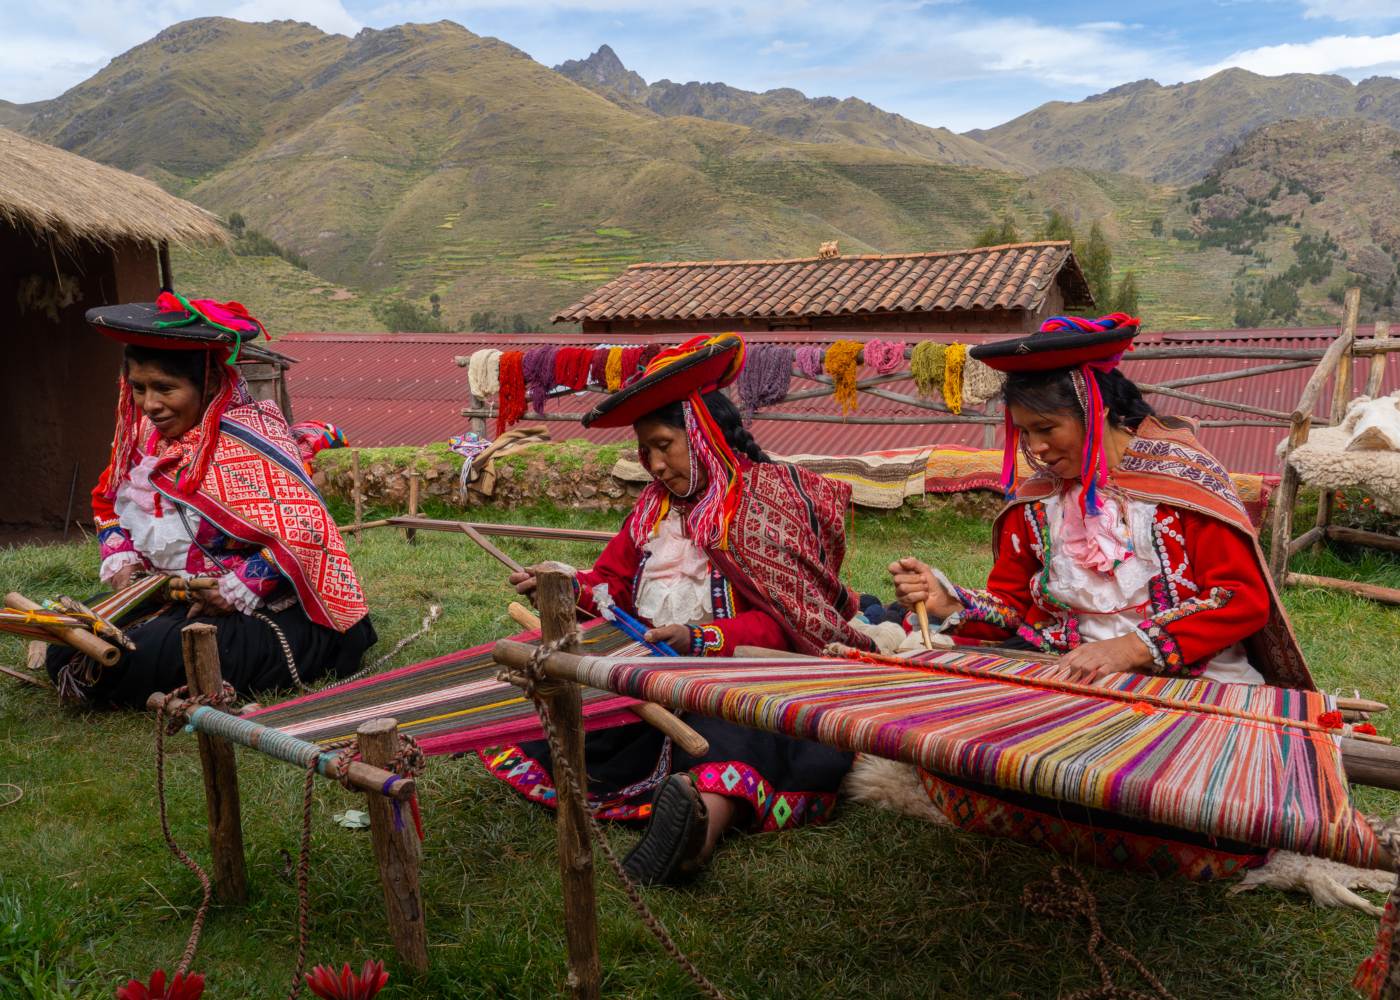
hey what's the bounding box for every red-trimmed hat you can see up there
[583,333,746,428]
[86,290,266,351]
[969,313,1139,373]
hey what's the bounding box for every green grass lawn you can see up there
[2,503,1398,999]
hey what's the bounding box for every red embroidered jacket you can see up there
[575,506,789,656]
[950,502,1271,677]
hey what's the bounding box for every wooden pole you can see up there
[181,623,248,904]
[358,717,429,973]
[405,467,420,544]
[1366,320,1391,399]
[536,565,601,1000]
[1285,572,1400,607]
[1327,525,1400,555]
[5,592,121,667]
[1314,289,1361,549]
[352,449,364,544]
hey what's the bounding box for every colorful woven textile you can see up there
[247,619,646,755]
[552,647,1383,868]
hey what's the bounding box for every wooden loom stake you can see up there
[181,623,248,904]
[507,601,711,757]
[351,449,363,543]
[537,564,601,1000]
[358,717,429,973]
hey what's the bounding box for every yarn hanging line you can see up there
[541,645,1385,869]
[1001,313,1139,515]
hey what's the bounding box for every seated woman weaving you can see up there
[489,333,876,885]
[888,313,1312,878]
[46,293,376,706]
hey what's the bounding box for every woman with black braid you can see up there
[484,334,875,885]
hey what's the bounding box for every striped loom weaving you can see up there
[554,647,1384,868]
[0,575,172,643]
[247,619,647,755]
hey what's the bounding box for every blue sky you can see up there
[4,0,1400,130]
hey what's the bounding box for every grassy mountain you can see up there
[555,45,1029,173]
[0,99,38,130]
[970,70,1400,184]
[11,16,1287,331]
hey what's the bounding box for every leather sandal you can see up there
[621,773,709,886]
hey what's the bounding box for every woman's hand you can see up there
[643,624,693,655]
[109,565,139,591]
[887,557,961,618]
[1057,634,1154,683]
[185,585,236,619]
[509,564,543,604]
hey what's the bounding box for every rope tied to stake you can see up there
[505,634,729,1000]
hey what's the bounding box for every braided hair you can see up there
[647,390,771,463]
[1002,367,1155,432]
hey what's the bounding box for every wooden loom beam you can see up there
[358,717,429,972]
[181,623,249,904]
[537,565,602,1000]
[5,591,121,667]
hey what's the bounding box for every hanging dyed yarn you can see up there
[588,347,610,387]
[619,346,645,386]
[638,344,663,371]
[823,340,863,415]
[909,341,946,398]
[795,345,826,379]
[495,350,527,436]
[601,347,623,390]
[554,347,591,391]
[863,339,906,375]
[467,349,501,398]
[736,344,794,422]
[960,355,1006,408]
[522,345,558,413]
[942,343,967,414]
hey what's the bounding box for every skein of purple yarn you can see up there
[737,344,795,421]
[522,345,558,413]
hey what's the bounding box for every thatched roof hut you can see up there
[0,128,227,252]
[0,130,230,531]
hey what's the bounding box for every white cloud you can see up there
[230,0,360,35]
[758,39,809,56]
[1196,31,1400,77]
[1301,0,1400,22]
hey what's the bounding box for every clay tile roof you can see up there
[553,242,1091,324]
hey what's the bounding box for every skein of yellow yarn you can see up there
[823,340,864,414]
[942,343,967,414]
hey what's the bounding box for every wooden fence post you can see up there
[181,623,248,904]
[1314,288,1360,551]
[358,717,429,973]
[537,565,601,1000]
[405,467,421,544]
[352,449,364,543]
[1366,320,1391,399]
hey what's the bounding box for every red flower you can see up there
[115,970,205,1000]
[305,960,389,1000]
[1317,710,1344,730]
[1356,723,1379,736]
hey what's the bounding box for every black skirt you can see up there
[481,717,853,832]
[46,603,377,708]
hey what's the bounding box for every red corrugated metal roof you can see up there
[279,328,1397,475]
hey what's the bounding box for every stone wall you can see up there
[314,441,638,511]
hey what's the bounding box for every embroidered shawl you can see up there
[1000,417,1311,689]
[708,462,875,655]
[96,385,368,633]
